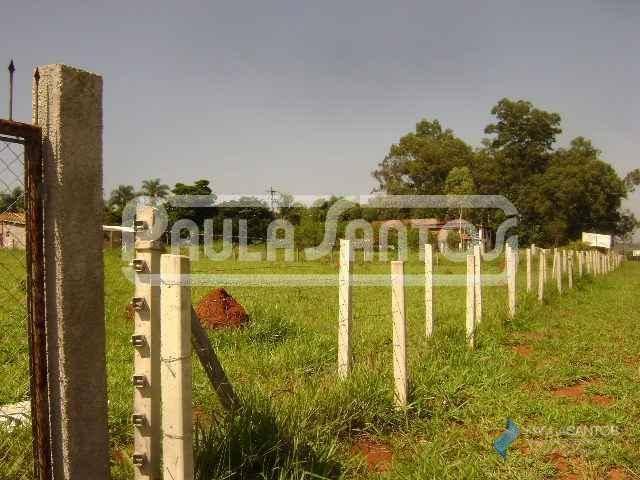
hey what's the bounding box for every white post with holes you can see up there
[338,239,352,378]
[160,254,194,480]
[132,206,162,480]
[391,261,407,408]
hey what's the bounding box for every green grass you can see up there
[1,248,640,479]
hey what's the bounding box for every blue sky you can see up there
[2,0,638,216]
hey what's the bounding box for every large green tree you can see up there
[372,119,474,195]
[527,137,627,243]
[168,179,216,229]
[372,99,631,246]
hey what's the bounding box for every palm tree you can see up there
[108,184,136,219]
[140,178,170,199]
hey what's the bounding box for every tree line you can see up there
[373,98,639,246]
[104,98,639,248]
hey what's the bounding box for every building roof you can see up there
[0,212,26,225]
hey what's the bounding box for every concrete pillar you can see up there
[34,64,108,479]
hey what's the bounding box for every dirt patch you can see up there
[550,452,571,476]
[607,468,629,479]
[195,288,249,330]
[549,452,588,479]
[552,383,586,400]
[352,437,393,473]
[512,345,534,358]
[590,394,614,407]
[551,380,614,406]
[514,440,531,455]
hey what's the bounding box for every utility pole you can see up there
[267,186,279,215]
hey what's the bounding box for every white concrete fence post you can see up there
[425,244,434,337]
[506,244,516,319]
[578,251,583,278]
[556,249,562,294]
[160,255,194,480]
[391,261,407,408]
[473,244,482,325]
[568,256,573,289]
[538,249,545,302]
[466,254,477,348]
[35,64,109,479]
[526,248,532,293]
[132,207,163,480]
[338,239,353,378]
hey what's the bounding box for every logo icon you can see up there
[493,419,520,459]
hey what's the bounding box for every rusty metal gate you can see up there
[0,63,50,480]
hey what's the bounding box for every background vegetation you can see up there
[105,98,640,248]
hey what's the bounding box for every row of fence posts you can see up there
[338,239,624,408]
[521,245,623,306]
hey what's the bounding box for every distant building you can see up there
[0,212,26,249]
[371,218,490,251]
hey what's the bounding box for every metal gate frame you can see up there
[0,118,50,480]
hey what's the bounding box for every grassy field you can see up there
[1,248,639,479]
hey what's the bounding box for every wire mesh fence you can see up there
[0,133,33,479]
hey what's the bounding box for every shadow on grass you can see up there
[194,393,342,480]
